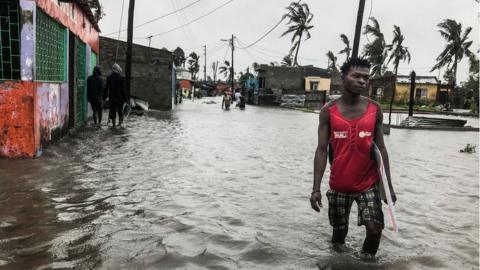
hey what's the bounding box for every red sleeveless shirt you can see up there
[327,100,379,193]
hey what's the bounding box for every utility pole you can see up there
[203,45,207,83]
[231,34,235,90]
[147,35,153,47]
[125,0,136,98]
[408,71,416,117]
[351,0,366,58]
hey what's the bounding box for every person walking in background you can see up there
[222,91,232,110]
[104,63,127,128]
[87,66,104,127]
[310,58,396,258]
[234,89,241,104]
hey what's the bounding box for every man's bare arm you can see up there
[311,106,330,211]
[373,103,397,203]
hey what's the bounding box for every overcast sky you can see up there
[98,0,479,83]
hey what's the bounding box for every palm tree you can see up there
[385,25,411,126]
[211,61,219,82]
[219,60,232,83]
[187,52,200,81]
[431,19,473,87]
[326,51,338,71]
[281,55,293,66]
[281,2,314,66]
[173,47,186,67]
[338,34,351,62]
[252,62,259,76]
[363,17,388,77]
[239,67,254,87]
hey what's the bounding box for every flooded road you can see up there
[0,98,478,269]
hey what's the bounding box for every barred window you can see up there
[35,8,66,82]
[0,0,21,80]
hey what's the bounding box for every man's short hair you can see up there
[340,58,371,75]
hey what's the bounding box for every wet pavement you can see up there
[0,98,478,269]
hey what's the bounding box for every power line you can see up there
[237,38,329,64]
[364,0,373,43]
[182,40,222,51]
[147,0,234,38]
[236,17,285,49]
[235,39,271,63]
[104,0,201,36]
[222,41,230,63]
[171,0,192,40]
[236,0,301,49]
[115,0,126,63]
[206,42,227,56]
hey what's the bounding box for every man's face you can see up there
[343,66,370,95]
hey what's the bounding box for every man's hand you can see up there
[390,187,397,204]
[310,191,322,212]
[383,186,397,205]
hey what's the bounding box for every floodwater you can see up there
[0,98,478,270]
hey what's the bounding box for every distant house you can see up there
[100,37,174,110]
[175,66,192,97]
[304,66,331,92]
[369,74,450,104]
[304,66,331,108]
[0,0,100,158]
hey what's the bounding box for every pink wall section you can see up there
[0,0,98,158]
[35,0,100,53]
[35,83,69,149]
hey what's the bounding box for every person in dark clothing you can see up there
[104,63,128,128]
[87,66,104,126]
[238,95,246,109]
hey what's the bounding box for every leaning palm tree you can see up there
[326,51,338,71]
[338,34,351,62]
[363,17,388,77]
[385,25,411,126]
[187,52,200,81]
[431,19,473,87]
[219,60,232,83]
[281,2,314,66]
[281,55,293,66]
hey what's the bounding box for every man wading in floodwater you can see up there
[310,58,396,257]
[104,63,127,128]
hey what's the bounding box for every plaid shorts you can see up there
[326,186,384,230]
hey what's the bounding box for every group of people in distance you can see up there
[222,88,245,110]
[86,63,128,128]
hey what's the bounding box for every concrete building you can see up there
[257,65,305,91]
[255,64,331,107]
[99,37,174,110]
[0,0,100,158]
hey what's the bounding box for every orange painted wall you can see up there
[0,81,69,158]
[0,82,36,158]
[35,0,100,53]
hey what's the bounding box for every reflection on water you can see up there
[0,98,478,269]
